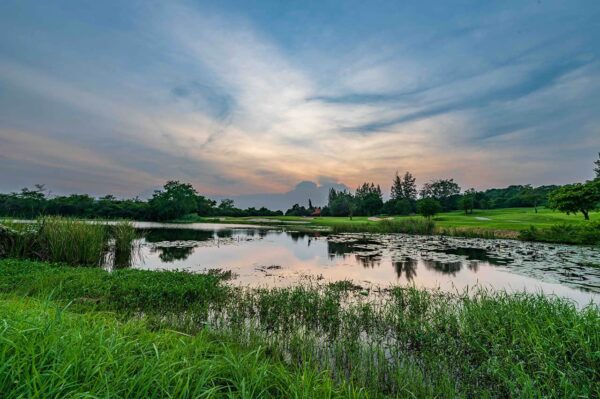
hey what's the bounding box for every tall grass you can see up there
[331,218,435,234]
[0,297,364,398]
[110,221,138,267]
[0,217,141,266]
[0,222,40,258]
[2,259,598,397]
[37,217,107,265]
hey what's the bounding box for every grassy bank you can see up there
[1,259,598,397]
[186,207,600,244]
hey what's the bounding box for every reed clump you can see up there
[0,217,138,266]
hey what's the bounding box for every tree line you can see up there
[0,181,282,221]
[288,172,559,218]
[2,154,599,221]
[286,153,600,220]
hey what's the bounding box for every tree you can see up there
[519,185,543,213]
[401,172,417,201]
[420,179,461,211]
[148,181,199,221]
[391,172,403,200]
[417,198,442,219]
[355,182,383,216]
[548,180,600,220]
[594,152,600,179]
[460,188,476,215]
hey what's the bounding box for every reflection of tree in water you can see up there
[327,241,354,259]
[467,262,480,272]
[393,258,417,281]
[145,229,214,242]
[216,229,233,239]
[355,253,381,269]
[288,231,311,242]
[422,259,463,276]
[155,246,195,263]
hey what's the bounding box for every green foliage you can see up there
[459,188,476,215]
[1,259,599,398]
[548,180,600,220]
[420,178,461,210]
[285,203,311,216]
[417,198,442,219]
[149,180,200,221]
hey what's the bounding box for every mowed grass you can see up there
[1,258,599,398]
[192,207,600,235]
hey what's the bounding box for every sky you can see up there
[1,0,599,198]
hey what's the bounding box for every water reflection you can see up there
[154,246,195,263]
[113,224,600,304]
[393,258,417,281]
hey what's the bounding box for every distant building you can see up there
[310,207,321,217]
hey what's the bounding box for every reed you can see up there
[37,217,107,265]
[110,221,139,267]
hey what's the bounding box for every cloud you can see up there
[0,0,599,196]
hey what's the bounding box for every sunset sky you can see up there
[1,0,599,197]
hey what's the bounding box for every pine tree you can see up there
[594,152,600,179]
[391,172,403,200]
[401,172,417,201]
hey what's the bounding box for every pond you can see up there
[110,222,600,305]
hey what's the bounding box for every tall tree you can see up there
[401,172,417,201]
[594,152,600,179]
[391,172,403,200]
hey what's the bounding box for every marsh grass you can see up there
[37,217,107,265]
[109,221,139,267]
[0,217,142,266]
[518,222,600,245]
[0,297,365,398]
[1,259,598,398]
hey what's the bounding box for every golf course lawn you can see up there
[186,207,599,233]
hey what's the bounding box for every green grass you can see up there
[1,258,598,397]
[189,207,600,242]
[0,297,363,398]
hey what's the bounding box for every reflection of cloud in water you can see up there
[124,224,600,304]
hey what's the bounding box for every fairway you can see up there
[194,207,599,234]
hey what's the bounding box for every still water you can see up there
[115,222,600,305]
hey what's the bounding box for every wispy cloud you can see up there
[0,0,599,196]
